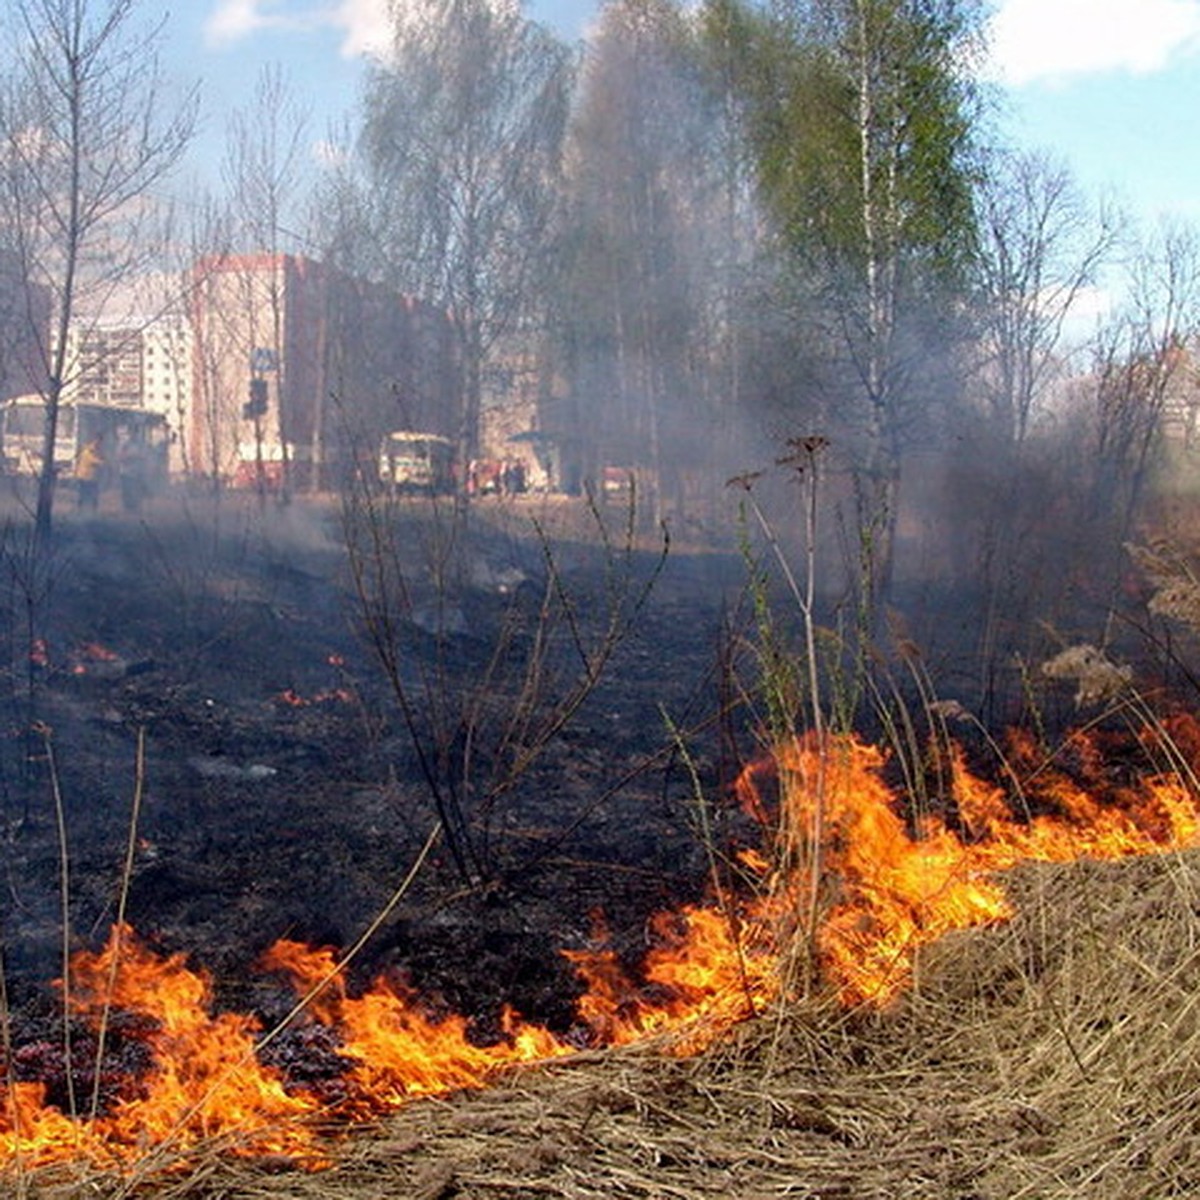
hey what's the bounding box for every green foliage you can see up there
[727,0,982,289]
[699,0,984,623]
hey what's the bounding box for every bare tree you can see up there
[224,66,310,259]
[1086,222,1200,545]
[974,149,1116,448]
[958,151,1118,708]
[355,0,575,470]
[221,65,311,501]
[0,0,196,545]
[560,0,731,523]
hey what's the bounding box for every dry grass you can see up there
[11,848,1200,1198]
[1128,541,1200,631]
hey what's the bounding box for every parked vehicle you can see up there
[232,441,313,491]
[0,395,169,488]
[378,431,455,495]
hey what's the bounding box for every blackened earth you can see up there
[0,487,757,1062]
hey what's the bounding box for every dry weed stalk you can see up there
[41,725,77,1123]
[340,472,666,887]
[1040,643,1133,707]
[1128,539,1200,630]
[89,728,146,1124]
[729,439,832,1002]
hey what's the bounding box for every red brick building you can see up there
[189,254,459,487]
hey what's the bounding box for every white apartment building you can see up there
[61,322,143,409]
[140,317,193,475]
[56,315,195,475]
[42,258,457,489]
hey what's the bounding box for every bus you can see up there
[378,431,455,495]
[0,396,170,488]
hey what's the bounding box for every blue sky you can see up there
[170,0,593,180]
[171,0,1200,232]
[987,0,1200,227]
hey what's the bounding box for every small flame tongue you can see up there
[3,725,1197,1172]
[564,905,778,1051]
[258,939,566,1106]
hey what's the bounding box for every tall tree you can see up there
[946,152,1116,713]
[1087,222,1200,546]
[727,0,983,611]
[0,0,196,544]
[695,0,778,424]
[559,0,719,516]
[220,65,311,499]
[973,149,1115,449]
[355,0,575,469]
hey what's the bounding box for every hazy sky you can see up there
[174,0,1200,231]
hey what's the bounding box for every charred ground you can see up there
[0,490,756,1043]
[8,489,1200,1199]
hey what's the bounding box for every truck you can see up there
[232,441,315,491]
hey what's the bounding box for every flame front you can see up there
[258,938,569,1108]
[564,905,778,1052]
[745,730,1200,1006]
[4,724,1199,1175]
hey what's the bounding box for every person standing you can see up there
[75,437,104,511]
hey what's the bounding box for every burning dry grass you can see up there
[12,849,1200,1199]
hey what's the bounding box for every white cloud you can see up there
[310,137,351,169]
[203,0,391,57]
[1055,282,1115,347]
[331,0,391,58]
[204,0,273,45]
[987,0,1200,86]
[203,0,328,46]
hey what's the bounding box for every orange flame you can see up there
[3,723,1199,1175]
[564,906,778,1053]
[2,925,324,1171]
[745,730,1199,1006]
[258,939,569,1109]
[69,642,123,676]
[77,642,120,663]
[275,688,353,707]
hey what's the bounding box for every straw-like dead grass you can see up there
[12,849,1200,1199]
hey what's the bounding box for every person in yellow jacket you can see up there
[75,437,105,510]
